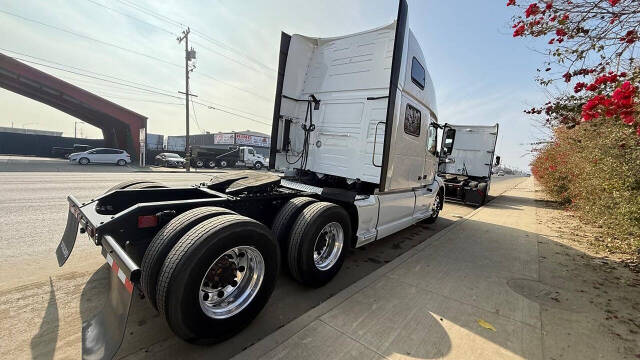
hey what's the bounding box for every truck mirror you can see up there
[494,156,501,166]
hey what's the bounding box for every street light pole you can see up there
[177,28,195,172]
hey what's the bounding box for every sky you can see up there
[0,0,551,170]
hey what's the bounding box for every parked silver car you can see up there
[69,148,131,166]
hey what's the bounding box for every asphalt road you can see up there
[0,171,524,359]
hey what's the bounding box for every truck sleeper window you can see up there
[411,57,425,89]
[404,104,421,137]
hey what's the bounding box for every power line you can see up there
[0,9,180,68]
[193,100,270,127]
[6,51,272,123]
[1,48,178,95]
[1,10,271,102]
[10,57,184,99]
[83,0,272,78]
[83,0,174,35]
[112,0,276,73]
[190,97,204,133]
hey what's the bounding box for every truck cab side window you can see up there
[443,128,456,155]
[404,104,421,137]
[427,123,438,156]
[411,57,425,90]
[248,149,255,155]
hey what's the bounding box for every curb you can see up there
[232,178,526,360]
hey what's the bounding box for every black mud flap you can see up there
[82,235,142,360]
[56,197,82,266]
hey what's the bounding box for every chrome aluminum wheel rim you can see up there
[313,222,344,271]
[431,194,441,216]
[199,246,264,319]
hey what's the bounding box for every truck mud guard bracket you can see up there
[82,235,141,360]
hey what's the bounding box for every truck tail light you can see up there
[138,215,158,228]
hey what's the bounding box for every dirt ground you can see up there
[533,184,640,359]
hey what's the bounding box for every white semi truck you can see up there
[54,1,445,358]
[438,124,500,205]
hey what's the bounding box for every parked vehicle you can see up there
[438,124,500,205]
[51,144,92,159]
[55,1,443,358]
[154,153,185,168]
[497,171,505,176]
[191,145,267,169]
[69,147,131,166]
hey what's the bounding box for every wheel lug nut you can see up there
[217,290,225,298]
[203,293,209,301]
[238,266,245,272]
[230,280,238,287]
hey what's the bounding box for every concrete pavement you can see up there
[0,170,524,359]
[236,178,545,360]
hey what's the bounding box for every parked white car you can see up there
[69,148,131,166]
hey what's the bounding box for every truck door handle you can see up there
[372,121,385,168]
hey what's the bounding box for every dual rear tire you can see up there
[139,197,351,344]
[140,208,279,344]
[272,198,351,287]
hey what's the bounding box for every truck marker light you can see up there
[138,215,158,228]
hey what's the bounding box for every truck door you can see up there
[414,116,439,218]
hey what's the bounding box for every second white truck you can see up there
[438,123,500,205]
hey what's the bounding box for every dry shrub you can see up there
[532,120,640,256]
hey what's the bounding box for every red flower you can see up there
[561,13,569,21]
[562,72,572,82]
[548,38,555,44]
[545,2,553,10]
[609,0,620,5]
[620,30,638,44]
[574,82,586,93]
[513,24,526,37]
[507,0,516,6]
[586,83,598,91]
[549,15,557,22]
[556,28,567,37]
[525,3,540,18]
[612,81,636,107]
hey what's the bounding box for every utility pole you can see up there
[177,28,196,172]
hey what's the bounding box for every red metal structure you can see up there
[0,53,147,158]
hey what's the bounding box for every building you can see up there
[0,126,63,137]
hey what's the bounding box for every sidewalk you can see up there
[233,178,560,359]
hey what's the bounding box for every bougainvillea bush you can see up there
[508,0,640,255]
[531,120,640,253]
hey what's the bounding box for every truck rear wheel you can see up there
[157,215,279,344]
[218,160,228,168]
[288,202,351,287]
[207,160,216,168]
[195,160,204,168]
[253,162,263,170]
[141,207,236,310]
[271,197,317,270]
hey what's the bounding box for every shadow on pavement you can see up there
[30,278,58,360]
